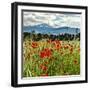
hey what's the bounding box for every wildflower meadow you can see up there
[23,35,80,77]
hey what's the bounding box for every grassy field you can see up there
[23,38,80,77]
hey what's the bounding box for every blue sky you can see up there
[23,11,81,28]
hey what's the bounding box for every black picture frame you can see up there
[11,2,88,87]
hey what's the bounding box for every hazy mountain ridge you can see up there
[23,23,80,35]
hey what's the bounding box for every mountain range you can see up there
[23,23,80,35]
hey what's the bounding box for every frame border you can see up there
[11,2,88,87]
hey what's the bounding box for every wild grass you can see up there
[23,38,80,77]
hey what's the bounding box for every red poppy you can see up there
[64,45,69,49]
[69,47,73,54]
[31,42,38,48]
[40,64,47,71]
[52,40,62,50]
[52,40,60,45]
[40,48,52,58]
[55,44,61,50]
[40,51,45,58]
[55,40,61,44]
[45,48,52,57]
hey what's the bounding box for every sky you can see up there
[23,11,81,28]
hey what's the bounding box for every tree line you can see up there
[23,32,80,41]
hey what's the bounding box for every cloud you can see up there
[23,11,81,28]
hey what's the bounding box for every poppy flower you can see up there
[45,48,52,57]
[31,42,38,48]
[52,40,61,45]
[55,44,61,50]
[52,40,62,50]
[69,47,73,54]
[64,45,69,49]
[40,64,47,71]
[40,48,52,58]
[55,40,61,44]
[40,51,46,58]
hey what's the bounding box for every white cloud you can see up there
[23,11,81,28]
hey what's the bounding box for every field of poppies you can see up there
[22,38,80,77]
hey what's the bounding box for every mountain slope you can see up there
[23,24,80,35]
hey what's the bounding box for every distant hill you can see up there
[23,23,80,35]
